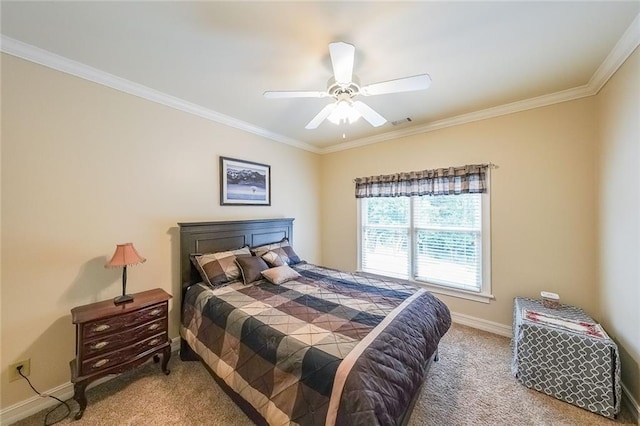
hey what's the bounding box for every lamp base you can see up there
[114,294,134,305]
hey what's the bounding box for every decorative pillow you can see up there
[251,239,284,257]
[191,246,251,287]
[261,248,289,267]
[235,256,269,285]
[252,238,301,266]
[261,265,301,285]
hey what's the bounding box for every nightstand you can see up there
[70,288,172,420]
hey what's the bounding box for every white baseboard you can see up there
[622,382,640,424]
[1,376,102,426]
[0,338,181,426]
[450,310,513,337]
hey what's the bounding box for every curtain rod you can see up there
[352,163,499,182]
[353,163,499,181]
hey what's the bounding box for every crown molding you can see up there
[320,84,594,154]
[589,12,640,94]
[0,35,321,154]
[2,12,638,156]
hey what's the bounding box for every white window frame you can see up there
[357,177,492,304]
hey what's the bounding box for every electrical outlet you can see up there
[9,359,30,382]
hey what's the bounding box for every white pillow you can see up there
[261,265,301,285]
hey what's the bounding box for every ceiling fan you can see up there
[264,42,432,130]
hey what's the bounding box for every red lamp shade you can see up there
[105,243,146,304]
[105,243,146,268]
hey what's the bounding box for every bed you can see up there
[178,218,451,425]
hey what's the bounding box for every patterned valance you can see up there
[355,163,489,198]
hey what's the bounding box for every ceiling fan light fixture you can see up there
[327,99,360,125]
[265,42,431,130]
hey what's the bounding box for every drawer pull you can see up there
[93,324,110,332]
[91,341,109,350]
[92,359,109,368]
[149,308,162,316]
[148,338,160,346]
[148,323,160,331]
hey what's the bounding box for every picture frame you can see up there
[220,156,271,206]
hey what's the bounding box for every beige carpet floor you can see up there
[13,323,636,425]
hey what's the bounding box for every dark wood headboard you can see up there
[178,218,294,292]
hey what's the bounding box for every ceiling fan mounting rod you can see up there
[327,76,360,99]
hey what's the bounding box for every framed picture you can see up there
[220,156,271,206]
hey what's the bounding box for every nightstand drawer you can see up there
[83,318,166,358]
[83,303,167,339]
[81,332,167,375]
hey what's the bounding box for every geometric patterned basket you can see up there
[511,297,621,419]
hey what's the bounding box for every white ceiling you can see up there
[2,1,639,153]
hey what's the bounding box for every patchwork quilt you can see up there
[181,263,451,426]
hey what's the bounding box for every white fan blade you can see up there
[360,74,432,96]
[264,91,328,99]
[305,103,337,129]
[352,101,386,127]
[329,42,355,85]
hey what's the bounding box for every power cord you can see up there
[17,365,71,426]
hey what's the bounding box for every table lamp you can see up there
[105,243,146,304]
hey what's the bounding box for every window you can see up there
[359,192,491,302]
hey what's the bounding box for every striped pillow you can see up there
[191,246,251,287]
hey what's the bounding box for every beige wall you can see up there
[596,47,640,406]
[0,54,322,408]
[320,98,600,327]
